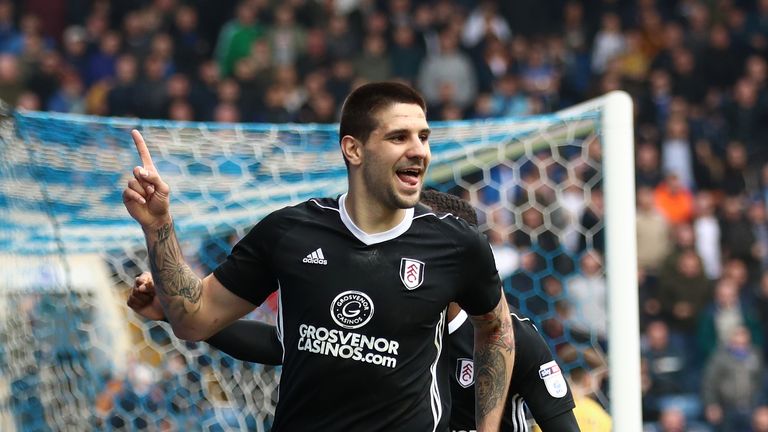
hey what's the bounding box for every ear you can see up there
[340,135,363,167]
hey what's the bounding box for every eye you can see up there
[419,134,429,142]
[390,135,406,142]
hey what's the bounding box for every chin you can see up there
[393,189,421,209]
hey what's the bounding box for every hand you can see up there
[127,272,166,321]
[122,130,172,230]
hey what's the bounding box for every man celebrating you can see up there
[122,82,514,431]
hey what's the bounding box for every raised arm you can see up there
[128,272,283,364]
[122,130,253,341]
[469,291,515,431]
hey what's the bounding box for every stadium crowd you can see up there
[6,0,768,430]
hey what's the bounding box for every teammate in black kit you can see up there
[121,82,514,431]
[130,190,579,431]
[419,191,579,432]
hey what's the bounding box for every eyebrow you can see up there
[383,128,431,137]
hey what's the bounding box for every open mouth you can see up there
[396,168,421,186]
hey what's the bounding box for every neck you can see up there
[344,187,407,234]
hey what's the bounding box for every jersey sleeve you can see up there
[516,320,576,423]
[213,211,286,306]
[454,227,502,316]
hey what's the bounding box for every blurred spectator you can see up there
[720,196,758,273]
[721,140,749,197]
[266,4,306,66]
[661,114,695,191]
[121,10,153,65]
[389,24,424,84]
[189,60,221,121]
[489,73,530,117]
[461,1,511,49]
[644,405,709,432]
[486,223,519,281]
[637,185,671,275]
[520,43,559,111]
[659,248,711,334]
[107,54,139,117]
[642,320,694,409]
[692,139,725,192]
[353,34,391,83]
[0,54,23,105]
[669,48,707,106]
[134,54,170,119]
[325,14,358,61]
[214,1,264,77]
[577,187,605,255]
[567,367,612,432]
[25,50,63,107]
[418,29,477,110]
[591,12,625,75]
[86,30,121,86]
[753,405,768,432]
[47,70,85,114]
[62,25,89,77]
[0,0,18,54]
[702,325,764,432]
[654,172,694,225]
[558,181,586,254]
[636,141,664,188]
[15,90,40,110]
[565,249,608,344]
[701,23,744,92]
[171,5,209,76]
[296,28,330,79]
[724,79,768,163]
[693,190,722,280]
[697,277,764,362]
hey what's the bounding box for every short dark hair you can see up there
[339,81,426,146]
[420,189,479,226]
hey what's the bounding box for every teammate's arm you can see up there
[469,291,515,431]
[206,321,282,364]
[128,272,283,364]
[123,130,254,341]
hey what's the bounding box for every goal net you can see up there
[0,91,638,431]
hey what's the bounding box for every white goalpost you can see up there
[0,91,640,430]
[602,91,641,432]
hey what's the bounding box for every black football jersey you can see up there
[213,195,502,431]
[443,306,576,432]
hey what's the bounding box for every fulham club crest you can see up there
[399,258,425,290]
[456,358,474,388]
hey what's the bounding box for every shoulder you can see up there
[264,197,339,222]
[248,197,339,239]
[510,308,541,340]
[412,203,484,244]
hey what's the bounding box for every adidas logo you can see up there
[302,248,328,265]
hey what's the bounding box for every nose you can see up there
[405,136,429,162]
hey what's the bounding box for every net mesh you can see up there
[0,105,610,430]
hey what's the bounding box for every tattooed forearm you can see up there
[146,221,202,316]
[471,296,515,430]
[475,347,507,419]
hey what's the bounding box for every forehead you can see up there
[371,102,428,134]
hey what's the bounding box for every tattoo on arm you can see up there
[472,300,515,424]
[147,222,202,316]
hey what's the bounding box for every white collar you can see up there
[338,193,414,245]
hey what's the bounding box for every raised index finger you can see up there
[131,129,155,169]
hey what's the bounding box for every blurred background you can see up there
[2,0,768,431]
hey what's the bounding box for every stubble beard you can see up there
[362,160,421,210]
